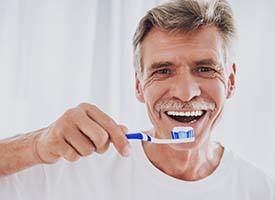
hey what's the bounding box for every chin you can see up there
[167,136,204,151]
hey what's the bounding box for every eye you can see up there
[195,66,215,73]
[193,66,217,78]
[155,68,172,75]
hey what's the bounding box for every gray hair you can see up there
[133,0,236,73]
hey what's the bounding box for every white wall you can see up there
[0,0,274,176]
[213,0,275,176]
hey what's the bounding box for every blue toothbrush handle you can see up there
[125,133,152,142]
[125,133,143,140]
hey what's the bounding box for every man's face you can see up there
[135,26,236,150]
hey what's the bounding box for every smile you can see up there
[165,110,206,124]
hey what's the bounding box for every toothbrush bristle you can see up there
[171,127,195,139]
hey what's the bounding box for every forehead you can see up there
[140,26,225,70]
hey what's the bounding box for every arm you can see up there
[0,129,44,177]
[0,103,130,177]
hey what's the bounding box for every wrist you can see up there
[31,128,52,164]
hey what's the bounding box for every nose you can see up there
[170,72,201,102]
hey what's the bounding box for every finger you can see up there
[74,112,110,153]
[88,107,130,156]
[64,127,96,157]
[57,139,81,162]
[118,124,128,134]
[95,141,110,154]
[78,103,131,157]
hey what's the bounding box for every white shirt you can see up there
[1,141,274,200]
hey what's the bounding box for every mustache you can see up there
[154,98,215,113]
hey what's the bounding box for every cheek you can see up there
[142,79,171,124]
[142,75,170,103]
[202,78,227,115]
[143,81,169,106]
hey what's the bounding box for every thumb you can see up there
[118,124,128,134]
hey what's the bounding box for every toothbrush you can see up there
[125,126,195,144]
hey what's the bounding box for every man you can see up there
[0,0,274,199]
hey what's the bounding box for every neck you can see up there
[142,132,224,181]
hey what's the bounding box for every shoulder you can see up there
[229,149,273,180]
[225,149,275,197]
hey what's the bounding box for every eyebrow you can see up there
[194,58,217,66]
[149,61,174,70]
[147,58,219,72]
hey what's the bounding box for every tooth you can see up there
[169,111,177,116]
[176,112,181,116]
[185,111,190,116]
[178,112,184,116]
[167,110,204,117]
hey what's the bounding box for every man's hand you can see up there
[34,103,131,164]
[0,103,131,176]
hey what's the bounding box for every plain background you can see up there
[0,0,274,176]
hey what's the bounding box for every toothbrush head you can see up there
[171,126,195,140]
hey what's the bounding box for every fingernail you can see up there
[122,144,131,157]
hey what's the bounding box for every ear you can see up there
[135,72,145,103]
[226,63,237,99]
